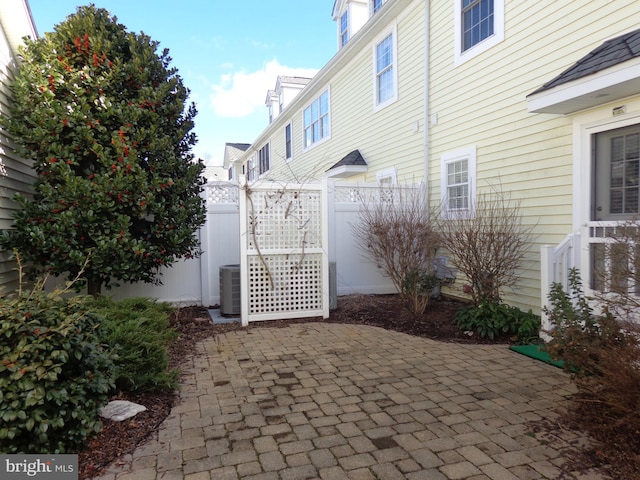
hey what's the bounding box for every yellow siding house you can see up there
[235,0,640,318]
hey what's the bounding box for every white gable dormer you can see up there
[265,76,311,125]
[265,89,278,123]
[332,0,368,50]
[276,76,310,112]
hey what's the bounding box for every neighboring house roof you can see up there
[532,27,640,94]
[277,76,312,87]
[326,149,368,178]
[223,142,250,169]
[226,143,251,151]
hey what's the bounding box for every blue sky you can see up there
[27,1,338,166]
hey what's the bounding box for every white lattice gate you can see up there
[239,179,329,326]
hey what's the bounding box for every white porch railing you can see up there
[540,233,581,336]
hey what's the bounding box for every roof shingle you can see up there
[532,27,640,94]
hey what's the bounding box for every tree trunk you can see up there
[87,277,102,298]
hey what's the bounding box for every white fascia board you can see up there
[325,165,368,178]
[527,56,640,114]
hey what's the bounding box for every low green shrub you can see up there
[0,286,115,453]
[455,300,540,343]
[544,268,631,376]
[87,297,179,392]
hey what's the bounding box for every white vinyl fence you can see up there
[111,179,404,314]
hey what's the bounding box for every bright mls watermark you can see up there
[1,455,77,479]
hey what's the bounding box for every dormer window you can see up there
[340,11,349,47]
[333,1,368,49]
[373,0,384,14]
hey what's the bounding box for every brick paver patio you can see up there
[93,323,607,480]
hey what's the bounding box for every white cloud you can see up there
[210,59,318,118]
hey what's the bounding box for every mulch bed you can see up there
[77,294,629,479]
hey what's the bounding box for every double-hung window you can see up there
[258,143,270,175]
[455,0,504,65]
[462,0,494,51]
[374,26,397,109]
[441,146,476,218]
[340,11,349,47]
[285,123,292,161]
[303,90,330,149]
[247,158,256,182]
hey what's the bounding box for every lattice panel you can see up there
[247,253,323,314]
[333,184,419,204]
[247,189,322,250]
[206,182,239,204]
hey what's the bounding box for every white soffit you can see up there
[527,57,640,114]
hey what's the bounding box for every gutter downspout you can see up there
[423,1,430,204]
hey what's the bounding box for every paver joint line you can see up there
[94,323,604,480]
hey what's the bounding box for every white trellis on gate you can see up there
[238,178,329,326]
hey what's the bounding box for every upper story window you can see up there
[441,146,477,218]
[258,144,270,176]
[340,11,349,47]
[285,123,292,161]
[373,0,384,14]
[373,26,398,110]
[303,89,330,149]
[454,0,504,65]
[247,158,256,182]
[462,0,493,51]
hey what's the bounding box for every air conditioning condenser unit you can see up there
[219,264,240,316]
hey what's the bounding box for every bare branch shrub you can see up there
[352,185,442,313]
[438,187,534,305]
[590,219,640,318]
[545,269,640,477]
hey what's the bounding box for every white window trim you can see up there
[440,146,477,218]
[370,0,385,16]
[258,143,270,178]
[339,9,349,48]
[572,104,640,298]
[372,23,398,112]
[302,87,332,152]
[376,167,397,185]
[285,122,293,162]
[247,157,256,182]
[454,0,505,66]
